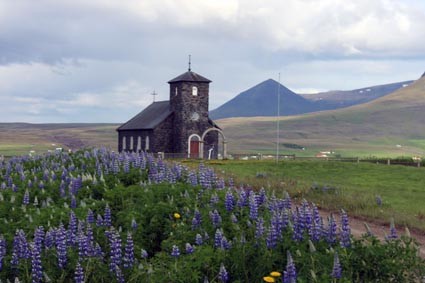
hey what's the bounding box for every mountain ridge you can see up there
[211,79,414,119]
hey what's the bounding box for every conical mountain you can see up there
[217,76,425,155]
[210,79,316,119]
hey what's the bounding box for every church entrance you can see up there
[188,134,201,158]
[201,128,227,159]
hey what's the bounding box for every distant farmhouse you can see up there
[117,67,226,159]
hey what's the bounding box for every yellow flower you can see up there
[270,271,282,277]
[263,276,275,283]
[173,213,181,219]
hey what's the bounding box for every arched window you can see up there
[122,136,126,151]
[175,87,178,96]
[137,136,142,151]
[145,136,150,151]
[129,136,134,151]
[192,86,198,96]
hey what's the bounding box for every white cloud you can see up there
[0,0,425,122]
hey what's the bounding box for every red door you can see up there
[190,141,200,158]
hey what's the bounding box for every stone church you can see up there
[116,67,226,159]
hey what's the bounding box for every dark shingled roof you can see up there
[168,71,211,83]
[117,101,172,131]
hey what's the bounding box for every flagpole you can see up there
[276,73,281,164]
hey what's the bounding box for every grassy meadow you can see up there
[198,159,425,232]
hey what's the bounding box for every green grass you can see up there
[0,144,53,156]
[202,159,425,231]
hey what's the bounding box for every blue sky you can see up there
[0,0,424,123]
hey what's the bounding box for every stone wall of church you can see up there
[118,130,153,152]
[152,114,174,153]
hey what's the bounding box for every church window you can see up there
[137,136,142,151]
[175,87,178,96]
[192,86,198,96]
[145,136,150,151]
[129,136,134,151]
[122,136,126,150]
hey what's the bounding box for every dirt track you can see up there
[341,214,425,258]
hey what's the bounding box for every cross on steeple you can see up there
[188,54,191,72]
[151,90,158,102]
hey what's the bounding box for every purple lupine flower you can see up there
[221,236,231,250]
[283,251,297,283]
[210,193,219,206]
[237,190,248,207]
[292,210,303,242]
[185,243,194,254]
[326,215,337,245]
[210,210,222,228]
[386,218,398,240]
[266,223,278,249]
[0,235,6,271]
[70,195,77,209]
[123,158,130,173]
[11,229,30,266]
[218,263,229,283]
[75,262,85,283]
[108,229,122,268]
[94,242,104,258]
[230,213,238,223]
[302,201,313,235]
[331,252,342,279]
[171,245,180,257]
[77,231,89,259]
[96,214,103,227]
[131,218,138,230]
[123,233,134,268]
[84,225,95,257]
[192,209,202,230]
[31,226,44,283]
[188,171,198,186]
[111,263,125,283]
[225,191,235,211]
[56,224,68,269]
[340,209,351,248]
[67,211,78,247]
[141,249,148,259]
[59,180,66,198]
[104,205,112,227]
[248,193,258,220]
[214,229,223,248]
[255,218,265,239]
[23,190,30,205]
[311,204,322,241]
[44,229,55,249]
[195,234,203,245]
[86,209,95,224]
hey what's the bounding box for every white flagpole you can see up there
[276,73,281,163]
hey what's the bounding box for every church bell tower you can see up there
[168,60,212,155]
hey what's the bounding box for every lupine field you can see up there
[0,148,423,282]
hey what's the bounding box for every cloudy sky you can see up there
[1,0,425,123]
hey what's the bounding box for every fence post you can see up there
[387,159,390,166]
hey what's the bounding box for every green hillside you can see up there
[217,77,425,157]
